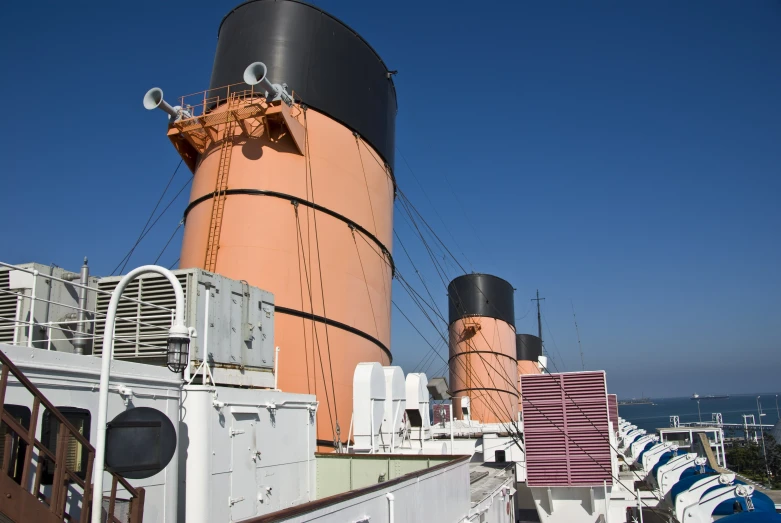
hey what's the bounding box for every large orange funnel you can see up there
[168,0,398,448]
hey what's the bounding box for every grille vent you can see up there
[521,371,612,487]
[94,273,188,359]
[0,269,17,343]
[608,394,618,432]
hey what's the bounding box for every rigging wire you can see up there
[354,135,392,321]
[351,229,381,339]
[294,203,336,438]
[396,148,476,272]
[303,108,341,445]
[383,157,667,516]
[153,220,183,265]
[111,173,192,275]
[542,306,567,370]
[374,190,522,426]
[113,159,183,275]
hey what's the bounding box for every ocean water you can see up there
[618,393,781,435]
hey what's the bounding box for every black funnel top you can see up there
[516,334,542,361]
[447,274,515,328]
[210,0,398,170]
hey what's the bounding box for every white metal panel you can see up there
[231,412,261,520]
[381,366,406,450]
[353,362,386,451]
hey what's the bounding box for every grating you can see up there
[93,273,188,359]
[0,269,19,343]
[522,371,613,487]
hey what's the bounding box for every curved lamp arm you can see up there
[91,265,187,523]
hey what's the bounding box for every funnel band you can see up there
[184,188,395,276]
[450,387,519,398]
[275,305,391,362]
[448,351,517,364]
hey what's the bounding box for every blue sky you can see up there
[1,1,779,397]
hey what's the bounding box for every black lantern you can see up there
[166,324,190,373]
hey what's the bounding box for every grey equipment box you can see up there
[94,268,275,388]
[0,262,99,354]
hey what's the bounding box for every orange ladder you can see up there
[204,94,240,272]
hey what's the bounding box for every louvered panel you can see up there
[522,371,612,487]
[608,394,618,431]
[94,273,188,359]
[0,269,18,343]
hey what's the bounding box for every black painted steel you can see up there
[211,0,398,169]
[105,407,177,480]
[447,274,515,328]
[516,334,542,361]
[450,387,519,398]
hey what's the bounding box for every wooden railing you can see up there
[0,349,144,522]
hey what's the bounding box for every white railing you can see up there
[0,260,175,355]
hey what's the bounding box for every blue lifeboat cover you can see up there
[668,473,717,503]
[717,513,781,522]
[711,490,776,515]
[634,441,656,467]
[680,466,715,479]
[651,452,674,477]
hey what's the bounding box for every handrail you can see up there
[0,349,144,522]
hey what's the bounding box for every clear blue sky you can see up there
[1,1,779,398]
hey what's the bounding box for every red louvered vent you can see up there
[608,394,619,432]
[521,371,612,487]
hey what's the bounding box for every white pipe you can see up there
[386,492,395,523]
[274,346,280,390]
[12,295,22,345]
[636,489,644,523]
[370,399,375,454]
[306,406,310,498]
[186,386,214,523]
[346,413,354,452]
[450,402,454,455]
[92,265,186,523]
[390,400,400,453]
[201,289,209,380]
[27,271,38,348]
[603,480,609,523]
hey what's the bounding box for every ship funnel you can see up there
[243,61,293,105]
[143,87,179,119]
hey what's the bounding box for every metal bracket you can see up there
[229,496,245,506]
[230,428,245,437]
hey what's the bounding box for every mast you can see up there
[572,301,585,371]
[531,290,545,354]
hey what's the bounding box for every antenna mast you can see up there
[531,290,545,354]
[571,301,585,371]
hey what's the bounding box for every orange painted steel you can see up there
[177,98,394,445]
[516,360,542,413]
[448,317,518,424]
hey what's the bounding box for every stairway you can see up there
[0,350,144,522]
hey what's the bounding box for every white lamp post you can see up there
[91,265,191,523]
